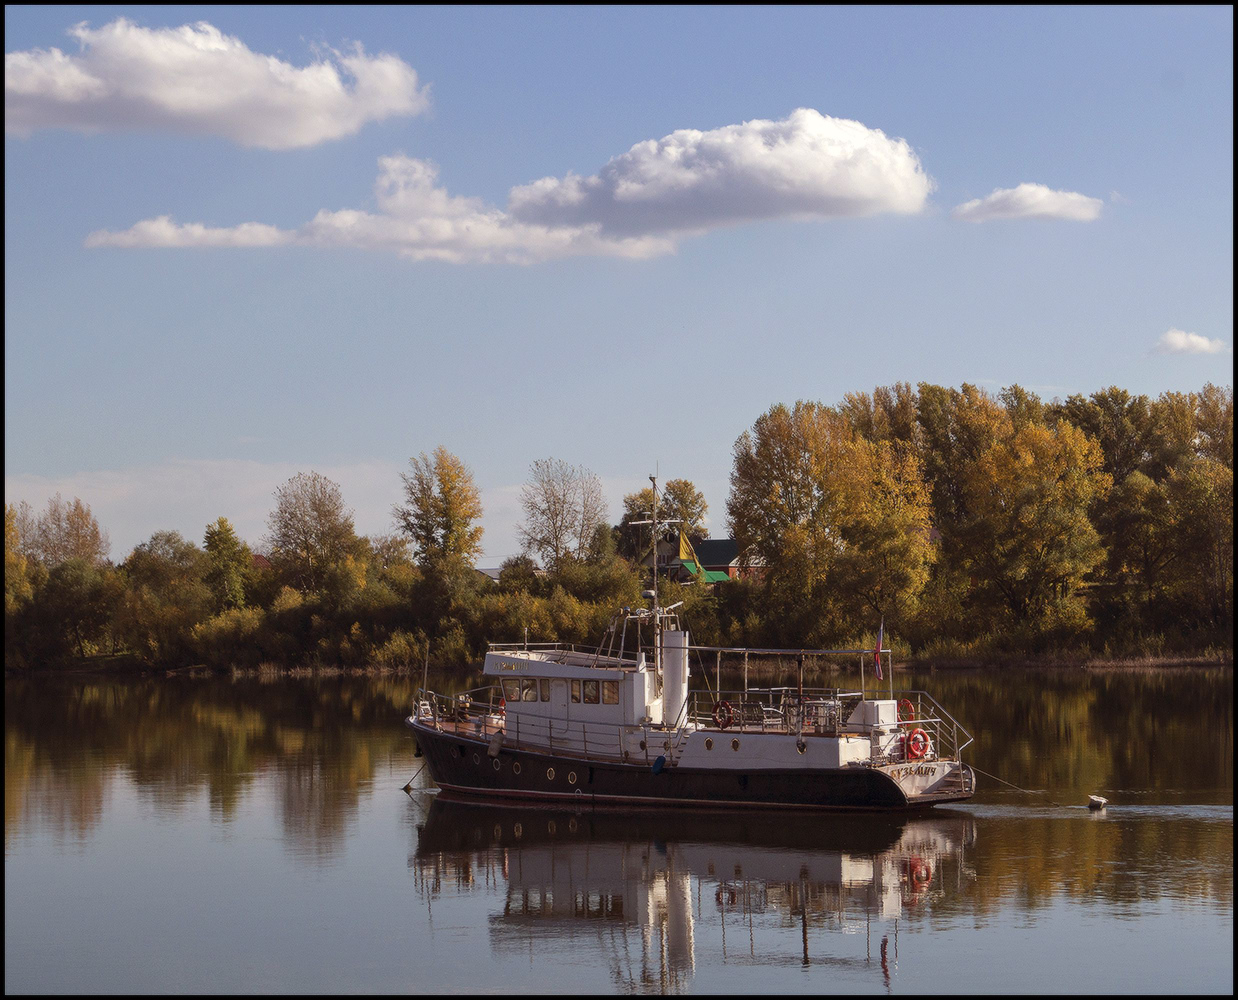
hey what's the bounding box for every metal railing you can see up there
[684,686,973,765]
[412,681,973,769]
[412,685,691,766]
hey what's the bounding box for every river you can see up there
[4,667,1232,993]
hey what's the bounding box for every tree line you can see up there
[5,383,1232,670]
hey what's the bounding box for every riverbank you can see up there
[9,649,1231,680]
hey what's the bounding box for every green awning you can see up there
[680,560,731,584]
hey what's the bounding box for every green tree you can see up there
[118,531,211,664]
[1098,471,1177,618]
[394,447,484,567]
[957,421,1110,623]
[203,517,251,611]
[1048,387,1152,484]
[266,472,358,592]
[1165,458,1234,627]
[27,559,120,661]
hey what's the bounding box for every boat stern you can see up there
[876,759,976,806]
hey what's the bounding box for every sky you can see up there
[4,6,1234,564]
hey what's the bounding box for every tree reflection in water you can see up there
[2,670,1232,993]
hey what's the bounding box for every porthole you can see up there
[547,767,556,781]
[547,820,557,835]
[450,745,460,758]
[492,758,501,771]
[731,739,740,751]
[493,824,502,839]
[568,818,578,833]
[473,752,481,765]
[705,738,714,751]
[513,761,522,775]
[568,771,578,785]
[513,822,523,839]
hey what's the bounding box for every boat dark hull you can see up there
[409,719,926,812]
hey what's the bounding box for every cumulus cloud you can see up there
[1154,329,1227,355]
[952,183,1102,223]
[5,18,428,149]
[86,109,932,263]
[507,108,932,235]
[88,155,673,263]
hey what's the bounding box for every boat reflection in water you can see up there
[411,794,976,990]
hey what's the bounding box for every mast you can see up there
[629,474,681,681]
[650,474,660,673]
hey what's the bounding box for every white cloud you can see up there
[86,109,933,263]
[88,156,672,263]
[1154,328,1227,355]
[5,18,428,149]
[951,182,1102,222]
[507,108,932,235]
[84,216,290,249]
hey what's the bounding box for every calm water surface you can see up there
[4,668,1232,994]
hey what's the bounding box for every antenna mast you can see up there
[629,474,681,677]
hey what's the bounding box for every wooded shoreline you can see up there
[7,382,1232,673]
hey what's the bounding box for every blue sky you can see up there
[5,6,1233,562]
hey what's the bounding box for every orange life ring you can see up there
[712,700,735,730]
[907,728,929,760]
[898,698,915,723]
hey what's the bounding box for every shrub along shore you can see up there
[6,382,1232,674]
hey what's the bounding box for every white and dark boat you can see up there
[406,482,976,812]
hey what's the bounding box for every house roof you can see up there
[691,538,740,567]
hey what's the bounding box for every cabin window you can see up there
[602,681,619,705]
[501,679,520,701]
[583,680,600,704]
[539,679,551,702]
[571,680,581,703]
[521,678,538,702]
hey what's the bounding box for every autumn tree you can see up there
[956,421,1110,624]
[266,472,358,592]
[518,459,607,568]
[1196,383,1233,469]
[203,517,251,611]
[5,504,34,617]
[728,401,935,644]
[618,479,709,560]
[394,447,484,568]
[14,494,110,567]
